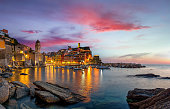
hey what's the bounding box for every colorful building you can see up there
[0,29,46,67]
[55,43,98,65]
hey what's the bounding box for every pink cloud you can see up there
[41,36,101,47]
[16,37,84,48]
[21,30,42,34]
[40,37,85,47]
[16,34,100,49]
[64,6,150,32]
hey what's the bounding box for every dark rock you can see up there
[11,81,28,88]
[33,81,85,104]
[159,77,170,79]
[20,73,28,75]
[7,99,17,106]
[128,74,170,80]
[0,104,6,109]
[127,88,165,103]
[127,88,170,109]
[15,87,29,99]
[9,87,16,98]
[30,87,35,97]
[135,73,160,78]
[49,83,69,90]
[108,63,146,68]
[9,82,16,98]
[35,91,60,103]
[1,75,9,78]
[9,83,15,88]
[0,78,9,104]
[128,73,160,78]
[72,107,86,109]
[6,99,18,109]
[20,103,32,109]
[146,97,170,109]
[0,73,13,78]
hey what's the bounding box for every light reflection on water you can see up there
[8,66,102,103]
[6,65,170,109]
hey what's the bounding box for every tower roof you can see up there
[36,40,40,43]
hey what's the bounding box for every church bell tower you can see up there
[35,40,41,66]
[35,40,40,53]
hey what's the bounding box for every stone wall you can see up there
[0,49,7,66]
[5,44,13,66]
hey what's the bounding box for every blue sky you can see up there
[0,0,170,64]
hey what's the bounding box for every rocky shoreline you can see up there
[104,63,146,68]
[126,73,170,109]
[0,78,86,109]
[127,88,170,109]
[127,73,170,79]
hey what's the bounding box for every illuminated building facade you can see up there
[0,29,15,66]
[45,52,56,65]
[55,43,94,65]
[0,29,46,67]
[92,55,102,65]
[0,29,101,67]
[13,40,45,67]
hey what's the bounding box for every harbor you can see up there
[0,65,170,108]
[0,0,170,108]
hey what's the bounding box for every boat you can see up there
[74,67,82,70]
[18,67,24,69]
[60,66,66,69]
[91,66,96,68]
[20,73,28,75]
[68,66,74,69]
[81,65,88,69]
[0,72,13,78]
[55,66,61,69]
[96,66,110,69]
[65,66,72,69]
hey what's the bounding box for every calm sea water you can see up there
[5,64,170,109]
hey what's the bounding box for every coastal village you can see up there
[0,29,146,72]
[0,0,170,108]
[0,29,105,109]
[1,29,164,109]
[0,29,102,69]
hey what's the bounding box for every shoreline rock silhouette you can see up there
[127,88,170,109]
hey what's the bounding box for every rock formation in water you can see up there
[0,78,9,104]
[33,81,85,104]
[35,91,60,103]
[0,80,85,108]
[127,88,170,109]
[127,73,170,80]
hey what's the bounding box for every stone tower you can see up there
[35,40,41,66]
[78,43,80,48]
[35,40,40,53]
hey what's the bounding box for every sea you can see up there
[4,64,170,109]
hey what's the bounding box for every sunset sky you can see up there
[0,0,170,64]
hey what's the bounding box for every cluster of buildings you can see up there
[0,29,45,67]
[46,43,102,66]
[0,29,102,67]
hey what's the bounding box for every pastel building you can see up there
[0,29,45,67]
[55,43,94,65]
